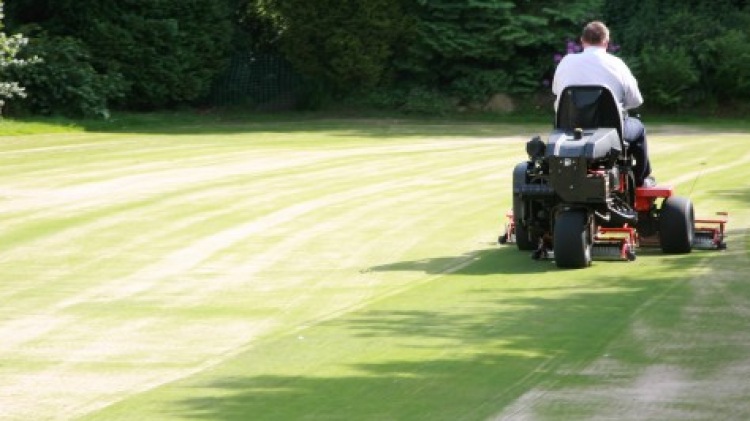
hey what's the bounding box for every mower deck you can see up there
[694,212,729,249]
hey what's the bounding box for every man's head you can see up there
[581,21,609,48]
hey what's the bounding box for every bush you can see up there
[604,0,750,107]
[347,86,454,115]
[702,30,750,100]
[0,1,36,114]
[7,34,125,118]
[260,0,410,98]
[396,0,603,104]
[451,69,512,104]
[9,0,234,111]
[637,46,699,108]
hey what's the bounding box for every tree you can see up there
[256,0,412,97]
[0,1,36,115]
[7,0,235,110]
[603,0,750,107]
[395,0,602,104]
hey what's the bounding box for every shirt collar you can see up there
[583,46,607,54]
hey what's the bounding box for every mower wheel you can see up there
[513,194,537,251]
[553,210,593,269]
[659,196,694,254]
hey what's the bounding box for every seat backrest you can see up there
[556,85,623,142]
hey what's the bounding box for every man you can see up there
[552,21,653,187]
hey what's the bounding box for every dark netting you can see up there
[209,52,299,108]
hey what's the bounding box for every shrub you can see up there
[0,1,36,115]
[701,30,750,100]
[11,0,235,110]
[259,0,411,99]
[604,0,750,107]
[637,46,699,108]
[7,34,125,118]
[395,0,603,104]
[347,86,454,115]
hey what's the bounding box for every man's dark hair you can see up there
[582,21,609,45]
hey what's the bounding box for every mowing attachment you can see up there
[693,212,728,250]
[592,226,637,261]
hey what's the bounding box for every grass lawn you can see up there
[1,114,749,420]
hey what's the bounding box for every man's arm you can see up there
[621,67,643,110]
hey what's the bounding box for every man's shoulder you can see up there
[556,52,584,70]
[603,52,630,67]
[560,52,585,63]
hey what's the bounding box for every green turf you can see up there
[0,116,748,420]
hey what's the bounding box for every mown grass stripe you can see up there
[1,121,748,420]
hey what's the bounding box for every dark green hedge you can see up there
[604,0,750,109]
[5,0,750,115]
[7,34,125,118]
[393,0,601,104]
[259,0,411,98]
[7,0,234,113]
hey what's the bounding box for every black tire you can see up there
[659,196,694,254]
[513,194,537,251]
[553,210,593,269]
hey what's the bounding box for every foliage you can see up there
[603,0,750,108]
[350,86,456,115]
[7,0,235,111]
[7,34,125,118]
[0,2,37,115]
[230,0,284,53]
[634,46,699,108]
[394,0,602,106]
[254,0,412,101]
[701,29,750,101]
[5,0,750,116]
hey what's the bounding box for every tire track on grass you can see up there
[74,163,511,421]
[0,141,498,304]
[0,137,512,220]
[55,146,507,309]
[0,137,518,420]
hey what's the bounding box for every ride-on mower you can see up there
[498,85,727,268]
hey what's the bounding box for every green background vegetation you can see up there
[2,0,749,118]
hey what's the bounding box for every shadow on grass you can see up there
[161,250,703,421]
[367,246,558,275]
[365,241,735,276]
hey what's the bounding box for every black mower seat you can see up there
[555,85,624,143]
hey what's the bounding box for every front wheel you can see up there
[659,196,694,254]
[553,210,593,269]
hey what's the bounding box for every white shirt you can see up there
[552,46,643,112]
